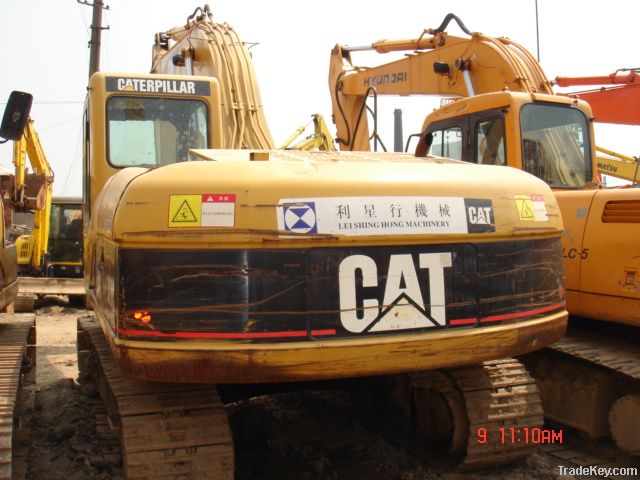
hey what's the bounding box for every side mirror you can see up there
[0,91,33,141]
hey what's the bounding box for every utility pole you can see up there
[393,109,404,153]
[535,0,540,62]
[78,0,110,80]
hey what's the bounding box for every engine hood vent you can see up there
[602,199,640,223]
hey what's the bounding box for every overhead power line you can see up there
[0,100,84,105]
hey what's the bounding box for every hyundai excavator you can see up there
[75,6,568,477]
[329,13,640,456]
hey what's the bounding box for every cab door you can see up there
[470,110,506,166]
[422,108,506,166]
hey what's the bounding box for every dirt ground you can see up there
[14,302,640,480]
[15,304,120,480]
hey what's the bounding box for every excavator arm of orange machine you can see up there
[329,13,552,151]
[555,69,640,183]
[555,69,640,126]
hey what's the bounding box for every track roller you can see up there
[533,329,640,448]
[0,314,36,480]
[12,294,35,313]
[609,394,640,456]
[77,316,234,479]
[407,358,544,470]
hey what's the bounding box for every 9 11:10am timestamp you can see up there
[477,426,563,445]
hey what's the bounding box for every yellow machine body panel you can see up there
[102,149,562,240]
[85,118,567,383]
[556,188,640,327]
[15,235,35,266]
[83,50,568,384]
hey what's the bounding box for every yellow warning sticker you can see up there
[169,195,201,227]
[514,195,535,221]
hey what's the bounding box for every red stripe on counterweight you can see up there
[118,328,336,339]
[120,303,564,339]
[449,302,565,325]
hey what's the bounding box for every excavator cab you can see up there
[107,95,209,166]
[419,92,594,188]
[84,73,224,216]
[46,197,83,278]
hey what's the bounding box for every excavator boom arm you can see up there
[555,69,640,87]
[555,70,640,126]
[330,15,553,151]
[595,146,640,183]
[151,7,274,149]
[12,119,53,271]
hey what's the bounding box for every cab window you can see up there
[476,118,505,165]
[107,96,208,167]
[429,126,463,160]
[520,103,591,187]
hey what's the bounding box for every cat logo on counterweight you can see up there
[338,252,452,333]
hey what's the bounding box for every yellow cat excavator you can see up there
[76,6,568,477]
[329,13,640,455]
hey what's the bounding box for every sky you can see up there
[1,0,637,196]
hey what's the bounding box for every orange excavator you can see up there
[555,68,640,126]
[329,13,640,455]
[555,69,640,184]
[74,6,569,477]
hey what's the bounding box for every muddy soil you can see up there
[15,304,121,480]
[16,302,640,480]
